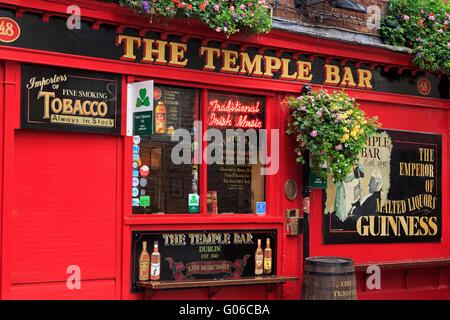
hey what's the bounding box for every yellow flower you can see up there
[331,105,339,110]
[341,133,349,142]
[346,109,353,115]
[343,127,349,132]
[360,119,367,125]
[359,128,364,134]
[341,113,348,120]
[350,130,357,138]
[338,97,344,102]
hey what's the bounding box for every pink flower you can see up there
[335,145,342,150]
[429,15,435,20]
[316,111,322,117]
[230,5,234,11]
[438,29,443,33]
[403,15,409,20]
[311,130,318,137]
[297,152,302,156]
[300,106,306,111]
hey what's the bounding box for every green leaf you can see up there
[139,88,147,100]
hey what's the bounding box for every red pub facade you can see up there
[0,0,449,300]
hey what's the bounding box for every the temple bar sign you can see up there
[117,35,373,90]
[0,9,447,98]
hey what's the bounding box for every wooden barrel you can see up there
[302,256,357,300]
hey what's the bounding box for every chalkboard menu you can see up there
[131,229,277,292]
[323,129,442,244]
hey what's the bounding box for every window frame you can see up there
[126,77,279,221]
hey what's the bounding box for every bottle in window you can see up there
[255,239,263,275]
[155,101,166,133]
[138,241,150,281]
[263,238,272,274]
[150,241,161,280]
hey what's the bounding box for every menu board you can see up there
[131,229,277,292]
[150,85,199,141]
[323,129,442,244]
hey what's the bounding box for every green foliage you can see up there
[119,0,272,37]
[381,0,450,75]
[285,89,381,182]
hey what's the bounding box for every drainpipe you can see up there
[301,85,312,261]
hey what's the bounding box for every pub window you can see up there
[131,85,266,215]
[206,91,266,214]
[132,84,200,214]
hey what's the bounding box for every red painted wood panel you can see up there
[11,130,118,297]
[10,279,116,300]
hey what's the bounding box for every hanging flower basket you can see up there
[119,0,273,37]
[381,0,450,75]
[285,89,381,183]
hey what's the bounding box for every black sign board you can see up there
[21,64,122,134]
[323,129,442,244]
[0,8,448,99]
[131,229,277,292]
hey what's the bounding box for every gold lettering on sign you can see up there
[201,46,221,71]
[142,39,168,64]
[239,52,263,76]
[222,49,240,73]
[296,61,313,81]
[117,35,141,61]
[324,64,340,85]
[116,35,374,90]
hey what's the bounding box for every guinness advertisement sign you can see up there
[0,8,448,99]
[21,64,122,134]
[323,129,442,244]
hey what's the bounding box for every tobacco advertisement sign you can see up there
[21,64,122,134]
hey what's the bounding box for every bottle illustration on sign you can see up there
[155,101,166,133]
[138,241,150,281]
[255,239,264,275]
[151,241,161,280]
[263,238,272,274]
